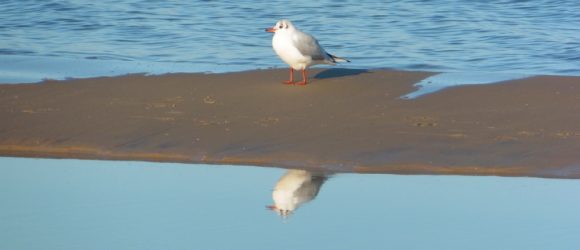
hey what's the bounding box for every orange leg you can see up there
[296,69,308,85]
[283,68,294,84]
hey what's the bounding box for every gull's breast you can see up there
[273,33,310,69]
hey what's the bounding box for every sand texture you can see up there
[1,69,579,178]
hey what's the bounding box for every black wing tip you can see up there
[328,53,350,63]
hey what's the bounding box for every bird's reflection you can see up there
[267,169,328,218]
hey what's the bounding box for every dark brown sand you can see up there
[1,69,579,178]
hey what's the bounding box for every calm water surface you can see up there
[1,157,579,250]
[2,2,579,248]
[1,0,579,83]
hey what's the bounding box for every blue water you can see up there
[403,72,531,98]
[1,0,579,83]
[1,157,579,250]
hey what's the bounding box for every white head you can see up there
[265,19,296,34]
[266,170,327,218]
[267,188,299,218]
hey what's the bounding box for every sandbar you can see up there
[1,69,579,178]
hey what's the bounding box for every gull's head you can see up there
[266,204,293,218]
[266,183,300,218]
[265,19,295,34]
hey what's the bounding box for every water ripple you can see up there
[0,0,579,82]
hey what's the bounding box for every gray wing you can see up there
[294,175,327,203]
[292,31,328,61]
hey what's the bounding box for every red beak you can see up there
[266,205,276,210]
[265,27,276,33]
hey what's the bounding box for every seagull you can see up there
[267,170,327,218]
[265,19,350,85]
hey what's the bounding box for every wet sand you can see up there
[1,69,579,178]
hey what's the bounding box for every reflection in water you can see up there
[2,158,580,249]
[267,170,328,217]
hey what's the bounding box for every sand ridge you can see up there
[1,69,579,178]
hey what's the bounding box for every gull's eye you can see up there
[279,25,283,29]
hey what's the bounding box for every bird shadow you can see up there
[313,68,370,80]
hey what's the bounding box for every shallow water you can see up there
[1,0,579,83]
[402,72,531,99]
[1,157,579,250]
